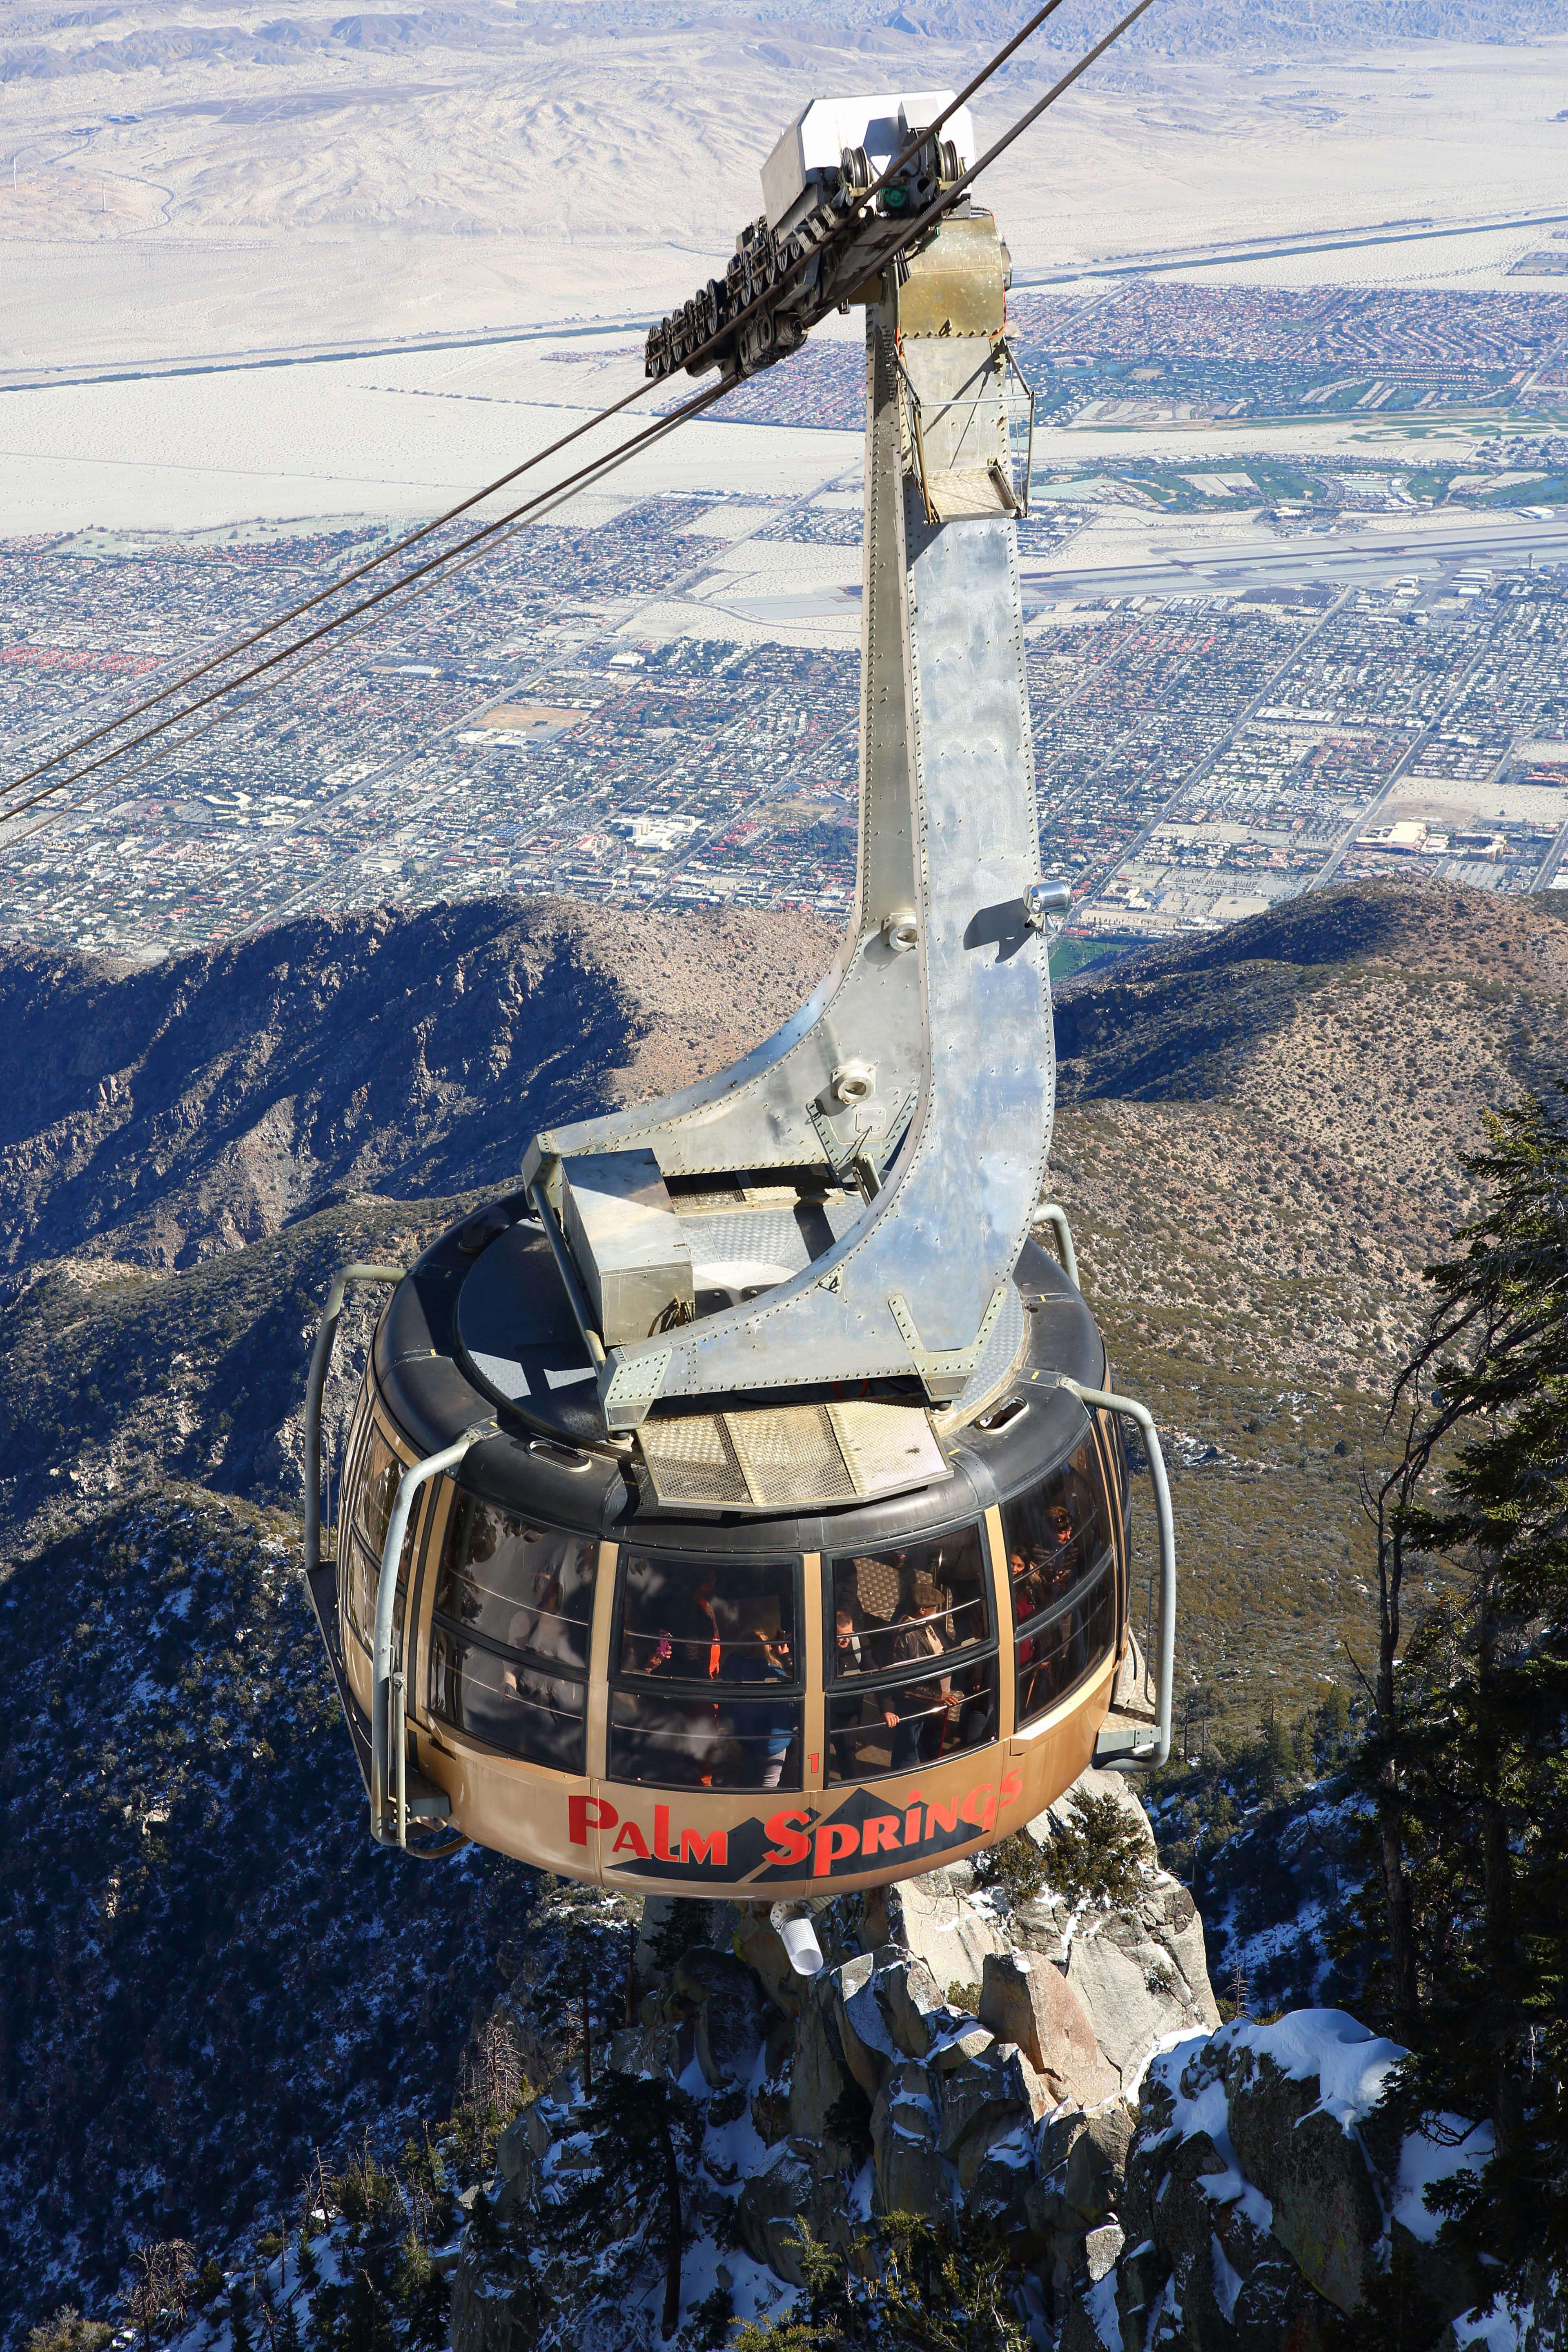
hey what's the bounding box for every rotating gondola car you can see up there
[302,91,1175,1924]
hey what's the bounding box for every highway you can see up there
[0,311,651,399]
[1024,514,1568,603]
[6,205,1567,401]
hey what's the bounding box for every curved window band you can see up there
[428,1616,589,1772]
[1013,1556,1117,1727]
[392,1452,1122,1784]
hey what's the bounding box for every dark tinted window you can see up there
[828,1526,989,1679]
[344,1535,378,1657]
[1000,1438,1114,1625]
[616,1553,796,1684]
[608,1684,802,1790]
[343,1428,415,1658]
[435,1495,596,1671]
[826,1656,998,1784]
[608,1552,800,1788]
[352,1427,403,1561]
[1014,1561,1116,1727]
[429,1624,587,1771]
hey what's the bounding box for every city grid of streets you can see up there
[2,487,1564,961]
[2,281,1567,956]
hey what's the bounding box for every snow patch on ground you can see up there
[1082,2266,1125,2349]
[1452,2297,1535,2352]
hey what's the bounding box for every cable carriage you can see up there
[303,78,1176,1935]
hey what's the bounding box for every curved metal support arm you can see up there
[303,1263,405,1581]
[1058,1377,1174,1770]
[370,1427,492,1847]
[527,1178,606,1368]
[1031,1202,1079,1291]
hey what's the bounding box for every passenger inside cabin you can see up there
[879,1597,959,1771]
[720,1621,795,1788]
[834,1606,867,1675]
[637,1565,720,1680]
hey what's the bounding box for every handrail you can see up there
[370,1426,492,1848]
[303,1263,405,1582]
[1058,1377,1175,1769]
[1031,1202,1080,1290]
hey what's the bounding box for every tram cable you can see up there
[0,374,658,802]
[0,390,726,852]
[0,0,1157,840]
[894,0,1158,248]
[654,0,1078,384]
[0,378,731,833]
[0,0,1077,812]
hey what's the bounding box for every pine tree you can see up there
[550,2072,699,2338]
[1368,1086,1568,2282]
[728,2214,1029,2352]
[228,2285,255,2352]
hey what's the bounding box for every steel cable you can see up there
[0,378,729,831]
[2,0,1098,811]
[0,392,723,854]
[2,374,659,798]
[1,0,1157,840]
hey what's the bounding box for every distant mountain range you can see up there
[4,0,1562,83]
[866,0,1567,49]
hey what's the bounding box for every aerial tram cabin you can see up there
[303,91,1175,1938]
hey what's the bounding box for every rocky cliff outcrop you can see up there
[1062,2010,1495,2352]
[444,1800,1518,2352]
[447,1769,1219,2351]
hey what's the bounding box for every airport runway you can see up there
[1011,206,1568,289]
[725,514,1568,624]
[1024,514,1568,601]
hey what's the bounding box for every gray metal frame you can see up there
[523,211,1058,1433]
[1031,1202,1080,1291]
[370,1428,492,1850]
[1062,1378,1175,1770]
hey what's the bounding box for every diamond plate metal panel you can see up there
[727,1404,855,1510]
[827,1399,949,1497]
[639,1414,751,1508]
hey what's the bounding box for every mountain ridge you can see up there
[0,897,831,1277]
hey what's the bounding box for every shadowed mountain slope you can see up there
[0,896,833,1275]
[0,1485,536,2337]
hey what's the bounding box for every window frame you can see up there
[340,1417,420,1664]
[424,1494,599,1768]
[604,1547,806,1793]
[427,1613,591,1773]
[823,1650,1002,1786]
[818,1516,1002,1783]
[821,1519,998,1697]
[431,1492,599,1678]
